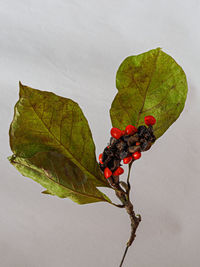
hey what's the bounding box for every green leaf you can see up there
[110,48,188,139]
[9,153,110,204]
[9,83,111,204]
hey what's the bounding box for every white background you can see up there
[0,0,200,266]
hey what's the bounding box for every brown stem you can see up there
[119,246,129,267]
[115,163,141,267]
[118,199,141,267]
[125,202,141,247]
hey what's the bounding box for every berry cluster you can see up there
[99,116,156,184]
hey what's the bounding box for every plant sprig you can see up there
[8,48,188,266]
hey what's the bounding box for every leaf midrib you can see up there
[12,159,108,202]
[136,49,161,126]
[20,85,107,187]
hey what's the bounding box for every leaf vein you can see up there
[20,86,107,186]
[141,85,176,114]
[12,159,107,202]
[136,49,161,126]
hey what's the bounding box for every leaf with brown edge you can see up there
[9,83,111,204]
[110,48,188,139]
[8,152,110,204]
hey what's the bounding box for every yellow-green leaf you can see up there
[9,152,110,204]
[9,83,111,204]
[110,48,188,138]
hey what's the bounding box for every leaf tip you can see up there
[19,81,25,96]
[41,190,53,195]
[19,81,25,91]
[7,155,12,162]
[7,154,16,163]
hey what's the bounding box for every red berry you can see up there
[99,153,103,164]
[104,167,112,179]
[132,151,141,160]
[113,167,124,176]
[123,156,132,164]
[125,125,137,135]
[144,115,156,126]
[110,127,122,139]
[136,142,140,146]
[121,130,126,135]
